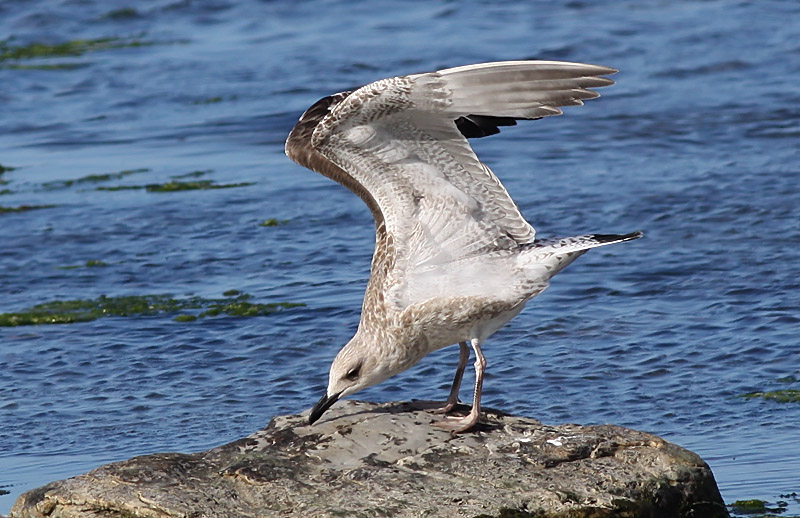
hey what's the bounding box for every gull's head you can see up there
[308,334,396,425]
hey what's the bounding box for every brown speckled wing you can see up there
[285,61,617,307]
[285,91,384,228]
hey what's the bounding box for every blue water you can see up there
[1,0,799,515]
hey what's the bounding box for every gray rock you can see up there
[11,401,729,518]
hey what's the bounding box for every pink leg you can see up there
[433,338,485,433]
[431,341,470,414]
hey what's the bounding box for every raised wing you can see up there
[286,61,615,305]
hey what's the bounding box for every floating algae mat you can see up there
[0,204,56,214]
[0,293,304,327]
[729,498,791,516]
[741,375,800,404]
[0,37,158,70]
[260,218,290,227]
[145,180,254,192]
[0,37,144,60]
[39,168,251,193]
[170,170,211,179]
[57,260,110,270]
[36,166,252,193]
[0,162,15,183]
[741,389,800,403]
[97,180,254,192]
[43,168,150,189]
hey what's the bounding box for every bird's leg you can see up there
[433,338,485,433]
[431,341,470,414]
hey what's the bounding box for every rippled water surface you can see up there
[2,0,799,514]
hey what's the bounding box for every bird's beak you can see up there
[308,391,340,425]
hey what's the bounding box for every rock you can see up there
[11,400,729,518]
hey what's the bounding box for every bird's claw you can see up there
[432,412,480,433]
[429,400,459,414]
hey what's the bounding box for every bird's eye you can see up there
[345,365,361,381]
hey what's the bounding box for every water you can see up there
[1,0,799,514]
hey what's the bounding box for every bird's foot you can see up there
[429,399,459,414]
[432,410,480,433]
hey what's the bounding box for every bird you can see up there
[285,60,642,433]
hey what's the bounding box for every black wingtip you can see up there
[591,231,644,244]
[454,115,518,139]
[622,230,644,241]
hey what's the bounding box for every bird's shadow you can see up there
[319,400,512,434]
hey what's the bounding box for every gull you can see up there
[285,60,642,432]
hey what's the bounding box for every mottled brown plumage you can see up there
[286,61,642,432]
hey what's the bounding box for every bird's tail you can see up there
[519,231,643,279]
[529,231,643,251]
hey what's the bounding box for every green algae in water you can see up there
[192,95,238,105]
[5,62,88,70]
[94,185,142,191]
[43,168,150,189]
[0,189,12,195]
[58,260,110,270]
[741,374,800,404]
[730,499,768,513]
[197,300,304,318]
[0,294,305,327]
[0,37,153,62]
[145,180,254,192]
[0,204,56,214]
[260,218,289,227]
[193,96,223,104]
[96,180,254,192]
[170,169,211,179]
[0,163,16,174]
[729,498,788,516]
[741,389,800,403]
[101,8,141,20]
